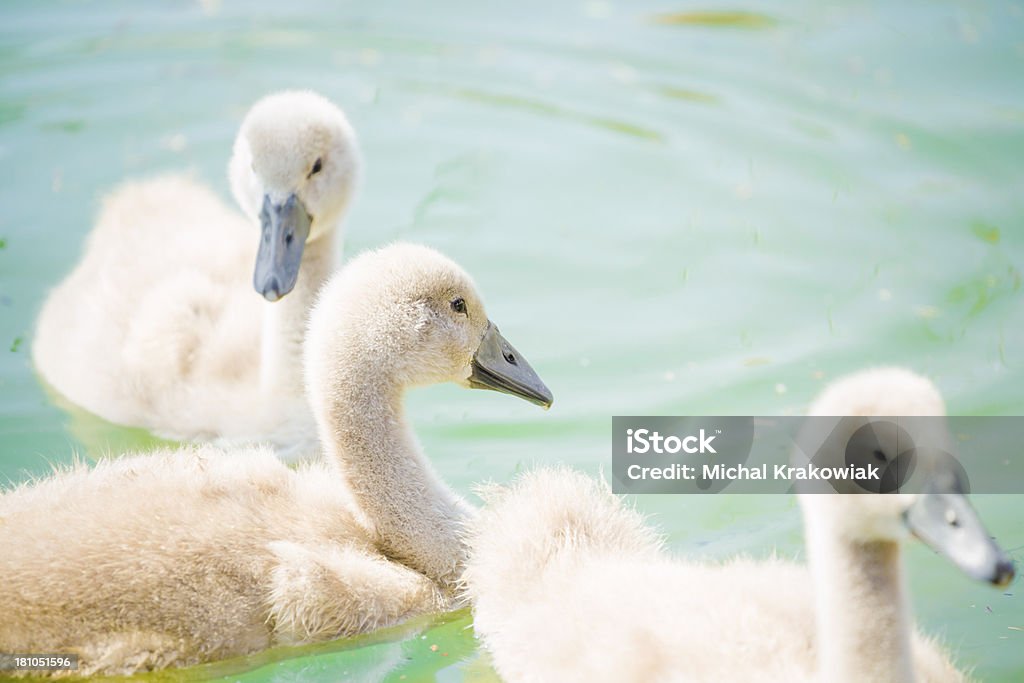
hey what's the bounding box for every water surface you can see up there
[1,0,1022,680]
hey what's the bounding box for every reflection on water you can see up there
[122,610,480,683]
[1,0,1022,680]
[36,377,178,461]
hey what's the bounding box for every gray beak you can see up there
[254,193,311,301]
[468,322,553,409]
[905,463,1015,587]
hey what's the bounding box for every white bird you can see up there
[1,243,553,677]
[32,90,360,456]
[464,367,1014,683]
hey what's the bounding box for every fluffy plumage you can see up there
[3,243,517,676]
[464,368,978,682]
[32,90,359,457]
[0,447,442,675]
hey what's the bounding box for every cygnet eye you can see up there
[450,297,467,315]
[309,157,323,177]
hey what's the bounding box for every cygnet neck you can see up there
[318,356,471,594]
[259,229,339,399]
[805,517,914,683]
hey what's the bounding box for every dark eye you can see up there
[309,157,323,177]
[450,297,467,315]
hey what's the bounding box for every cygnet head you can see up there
[229,90,360,302]
[798,367,1014,587]
[304,243,553,417]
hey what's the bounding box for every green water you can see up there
[1,0,1023,680]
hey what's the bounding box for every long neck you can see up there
[260,231,338,398]
[319,365,472,594]
[806,522,915,683]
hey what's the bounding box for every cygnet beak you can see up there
[253,193,311,301]
[468,321,553,409]
[904,460,1015,587]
